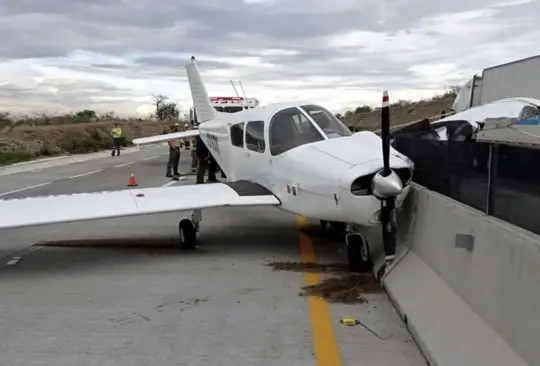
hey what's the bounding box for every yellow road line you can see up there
[297,216,342,366]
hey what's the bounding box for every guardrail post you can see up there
[486,143,499,215]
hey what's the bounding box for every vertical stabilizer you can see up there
[185,56,217,123]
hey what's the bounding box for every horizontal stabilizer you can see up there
[132,129,200,146]
[0,181,280,230]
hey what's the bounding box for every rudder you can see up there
[186,56,217,124]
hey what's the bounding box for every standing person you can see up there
[166,123,181,178]
[110,122,122,156]
[195,135,208,184]
[190,135,198,173]
[207,155,219,183]
[179,124,197,173]
[195,135,218,184]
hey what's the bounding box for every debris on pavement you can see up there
[267,261,382,304]
[267,261,349,273]
[300,273,382,304]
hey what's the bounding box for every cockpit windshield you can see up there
[300,105,352,139]
[269,107,325,155]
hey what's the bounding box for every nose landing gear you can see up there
[320,220,372,273]
[345,230,372,273]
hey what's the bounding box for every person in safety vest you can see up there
[166,123,181,177]
[111,123,122,156]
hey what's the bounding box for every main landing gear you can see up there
[178,209,201,250]
[320,220,372,273]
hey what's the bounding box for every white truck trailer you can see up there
[453,54,540,113]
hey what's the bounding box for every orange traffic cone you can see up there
[127,172,138,187]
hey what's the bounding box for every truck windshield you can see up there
[300,104,352,138]
[223,106,244,113]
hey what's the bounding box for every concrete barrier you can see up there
[382,184,539,366]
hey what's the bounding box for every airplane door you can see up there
[228,121,248,181]
[244,120,273,185]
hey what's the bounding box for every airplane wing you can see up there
[132,129,200,146]
[0,181,280,230]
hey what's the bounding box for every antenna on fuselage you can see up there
[238,81,249,109]
[229,80,241,98]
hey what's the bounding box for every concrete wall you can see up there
[382,184,540,366]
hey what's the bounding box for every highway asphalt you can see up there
[0,146,426,365]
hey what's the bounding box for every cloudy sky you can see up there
[0,0,539,117]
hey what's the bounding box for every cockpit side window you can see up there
[300,104,352,139]
[519,104,540,120]
[269,107,324,156]
[245,120,265,153]
[230,122,244,147]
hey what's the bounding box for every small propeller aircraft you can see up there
[395,97,540,142]
[0,56,414,274]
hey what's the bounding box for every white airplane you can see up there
[396,97,540,141]
[0,56,414,275]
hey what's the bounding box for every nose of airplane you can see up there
[307,131,412,197]
[371,169,403,198]
[310,131,410,166]
[340,155,411,198]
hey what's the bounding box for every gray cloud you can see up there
[0,0,539,115]
[0,0,514,59]
[0,79,142,114]
[91,63,129,70]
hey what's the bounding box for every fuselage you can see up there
[425,97,540,141]
[198,101,414,226]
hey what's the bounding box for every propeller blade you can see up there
[377,91,398,282]
[381,90,391,176]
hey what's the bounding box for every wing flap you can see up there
[132,129,200,146]
[0,182,280,230]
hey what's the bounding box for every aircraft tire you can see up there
[179,219,197,250]
[345,233,372,273]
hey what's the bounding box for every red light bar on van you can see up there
[209,97,244,103]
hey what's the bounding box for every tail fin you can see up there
[185,56,217,123]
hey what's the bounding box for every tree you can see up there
[448,84,461,94]
[0,111,11,130]
[152,94,180,121]
[99,111,117,120]
[440,84,462,98]
[354,105,372,114]
[72,109,98,123]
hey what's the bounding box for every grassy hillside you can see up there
[0,119,173,165]
[342,93,455,131]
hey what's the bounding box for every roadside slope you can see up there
[0,120,169,165]
[343,96,454,131]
